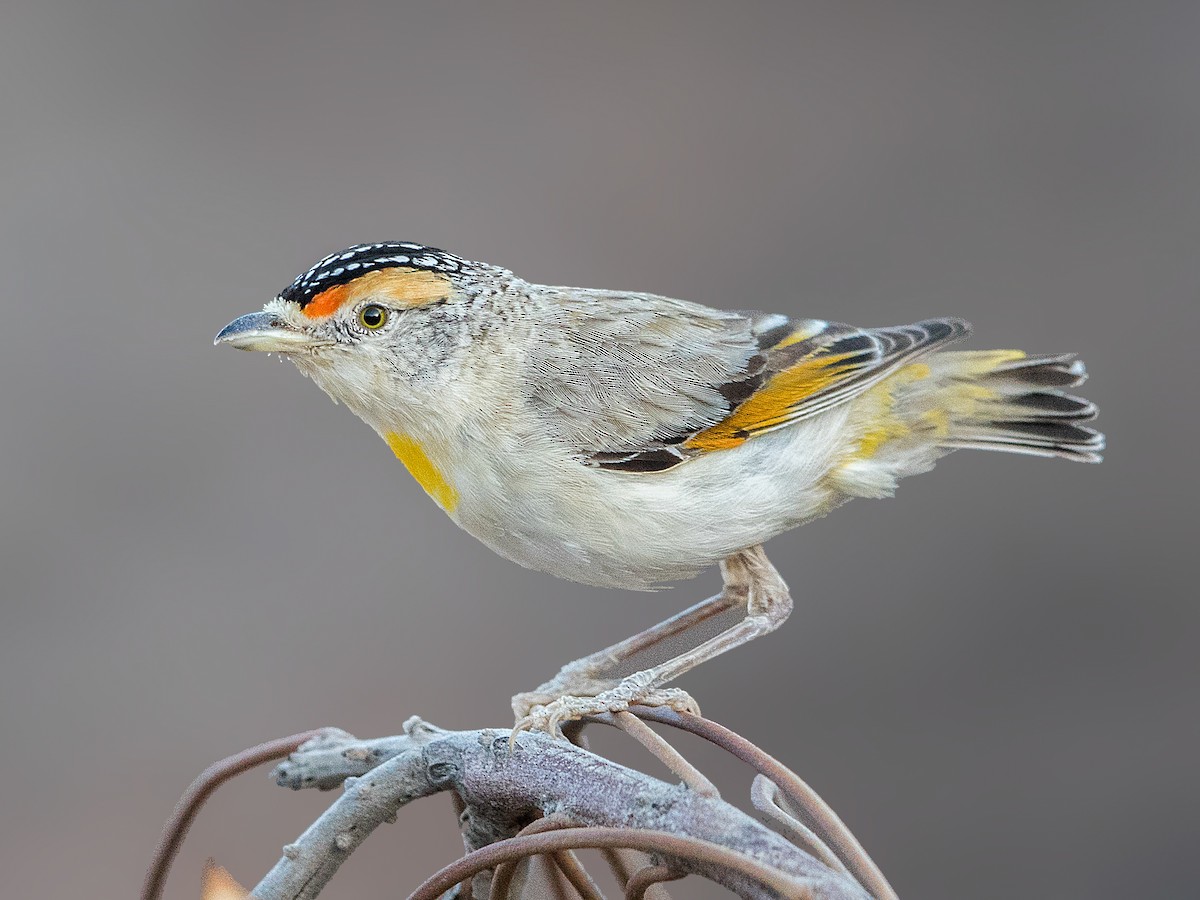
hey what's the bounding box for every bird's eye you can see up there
[358,304,388,330]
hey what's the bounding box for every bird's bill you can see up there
[214,312,314,352]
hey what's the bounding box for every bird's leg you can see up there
[513,545,793,736]
[511,587,742,719]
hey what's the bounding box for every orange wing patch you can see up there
[681,318,969,455]
[684,351,859,451]
[303,268,452,319]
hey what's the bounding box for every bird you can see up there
[216,242,1103,735]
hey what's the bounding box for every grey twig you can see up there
[145,710,892,900]
[256,747,433,899]
[253,718,872,900]
[272,718,445,791]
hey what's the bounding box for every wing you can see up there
[525,287,969,472]
[681,315,972,452]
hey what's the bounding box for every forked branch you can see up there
[147,711,894,900]
[255,713,883,899]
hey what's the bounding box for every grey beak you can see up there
[214,312,314,352]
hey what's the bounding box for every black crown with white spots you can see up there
[279,242,470,308]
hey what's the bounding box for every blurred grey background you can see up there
[1,2,1196,898]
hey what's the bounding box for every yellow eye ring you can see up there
[359,304,389,330]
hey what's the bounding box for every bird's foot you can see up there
[511,672,700,740]
[511,681,614,724]
[511,669,621,721]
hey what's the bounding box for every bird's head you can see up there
[215,242,496,426]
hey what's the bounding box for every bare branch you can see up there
[411,827,830,900]
[253,723,871,900]
[273,718,445,791]
[609,711,720,797]
[623,709,897,900]
[751,775,848,877]
[624,865,684,900]
[140,729,327,900]
[550,848,605,900]
[253,746,436,899]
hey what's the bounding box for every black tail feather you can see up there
[945,352,1104,463]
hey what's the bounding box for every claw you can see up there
[512,674,622,721]
[640,688,702,718]
[509,680,701,745]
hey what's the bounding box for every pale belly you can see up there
[441,408,855,589]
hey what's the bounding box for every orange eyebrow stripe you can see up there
[304,283,353,318]
[301,269,453,319]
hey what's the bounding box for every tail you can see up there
[835,343,1103,499]
[931,350,1104,463]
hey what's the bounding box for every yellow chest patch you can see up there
[385,432,459,512]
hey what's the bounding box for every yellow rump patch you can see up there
[847,363,932,461]
[303,268,452,319]
[385,432,459,512]
[684,351,859,451]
